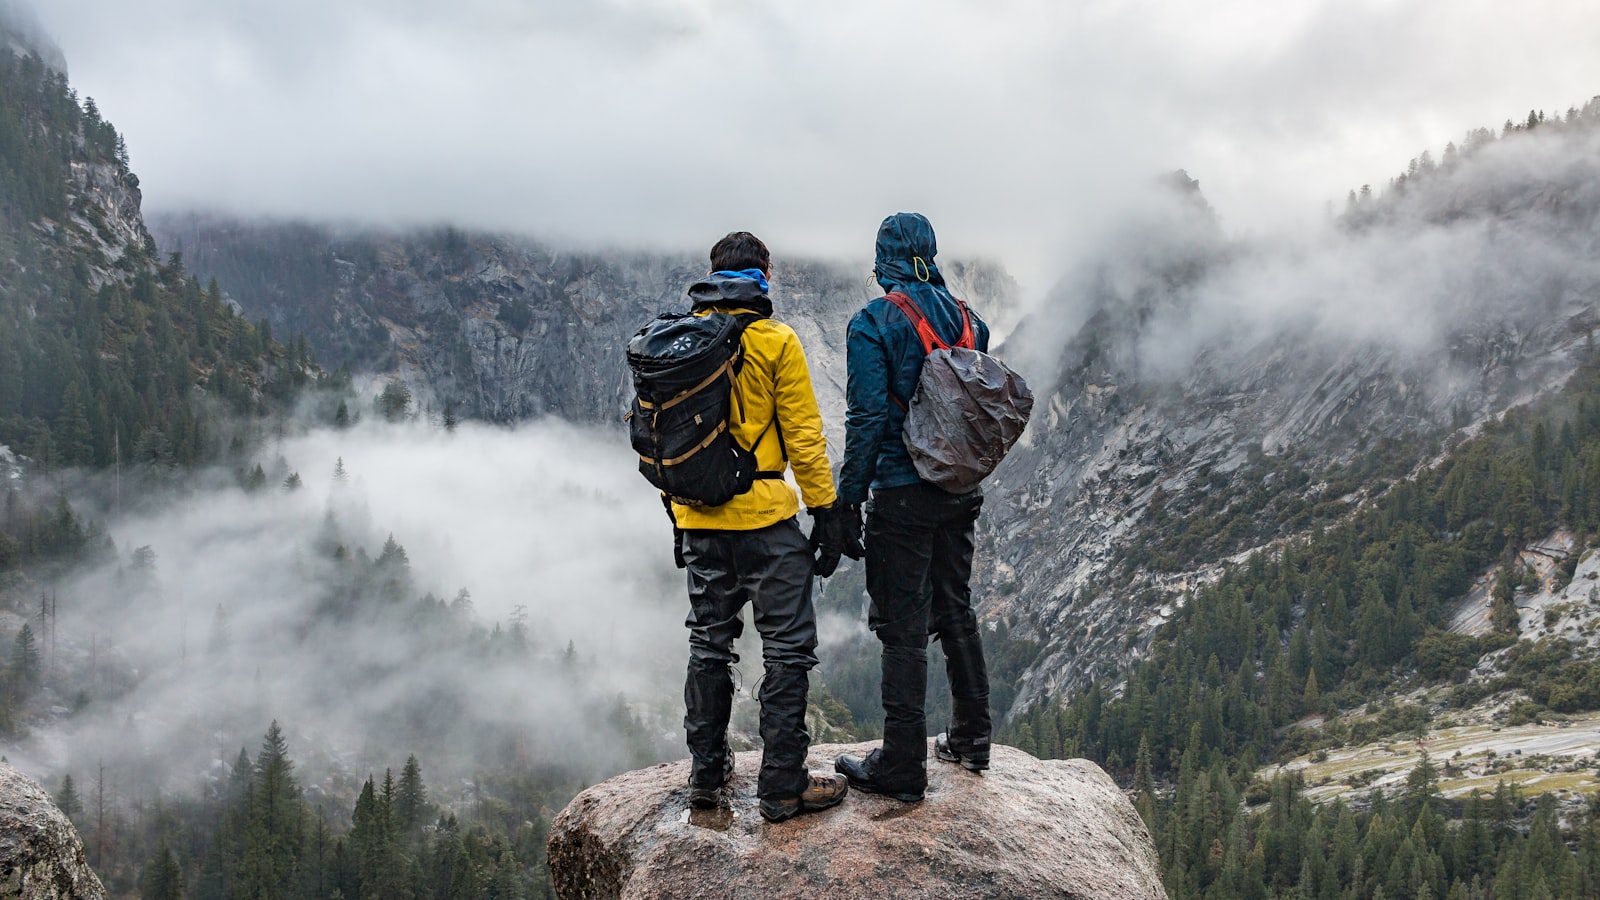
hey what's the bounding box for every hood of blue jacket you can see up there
[687,270,773,316]
[874,212,944,293]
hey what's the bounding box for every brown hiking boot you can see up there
[759,771,849,823]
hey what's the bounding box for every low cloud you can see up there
[1016,117,1600,394]
[28,0,1600,286]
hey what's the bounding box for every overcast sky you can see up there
[31,0,1600,285]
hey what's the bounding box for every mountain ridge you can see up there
[149,212,1022,444]
[982,102,1600,714]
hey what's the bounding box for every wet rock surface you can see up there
[547,741,1165,900]
[0,761,106,899]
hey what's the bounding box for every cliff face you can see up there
[0,762,105,899]
[546,741,1165,900]
[985,310,1595,711]
[55,157,151,285]
[1,45,301,473]
[152,215,1019,433]
[980,120,1600,712]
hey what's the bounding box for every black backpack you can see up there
[626,311,779,507]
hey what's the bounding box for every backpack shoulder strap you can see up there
[953,300,976,350]
[886,292,977,352]
[884,292,947,353]
[727,311,767,374]
[726,312,786,478]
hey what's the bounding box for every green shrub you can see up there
[1415,630,1486,680]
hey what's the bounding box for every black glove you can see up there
[836,503,864,560]
[809,504,864,577]
[812,536,841,578]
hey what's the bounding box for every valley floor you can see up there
[1269,711,1600,805]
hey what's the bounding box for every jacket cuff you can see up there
[837,486,868,506]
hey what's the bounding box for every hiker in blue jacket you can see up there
[834,212,994,801]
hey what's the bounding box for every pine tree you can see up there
[236,721,305,897]
[1404,752,1438,822]
[349,777,382,881]
[1132,735,1157,829]
[378,535,409,569]
[1355,580,1394,666]
[349,772,409,900]
[56,774,83,820]
[55,383,94,465]
[11,622,41,694]
[491,850,525,899]
[1302,668,1321,715]
[447,844,480,898]
[396,755,428,836]
[376,380,412,422]
[243,463,267,492]
[140,839,185,900]
[1491,567,1520,634]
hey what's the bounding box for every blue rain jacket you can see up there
[837,213,991,504]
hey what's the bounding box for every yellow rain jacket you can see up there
[670,276,836,530]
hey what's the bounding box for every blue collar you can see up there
[711,268,770,294]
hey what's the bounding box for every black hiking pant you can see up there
[681,517,817,801]
[865,483,991,790]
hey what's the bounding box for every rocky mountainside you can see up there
[0,40,307,476]
[151,214,1019,433]
[546,740,1164,900]
[983,111,1600,714]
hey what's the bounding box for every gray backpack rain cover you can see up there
[904,347,1033,493]
[888,293,1033,493]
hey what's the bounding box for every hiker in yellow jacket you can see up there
[672,231,856,822]
[667,280,834,531]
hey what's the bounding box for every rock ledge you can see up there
[0,761,106,899]
[548,740,1166,900]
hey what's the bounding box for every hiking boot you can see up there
[758,771,848,823]
[687,748,735,810]
[935,732,989,773]
[834,750,924,803]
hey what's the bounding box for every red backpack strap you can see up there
[884,292,948,353]
[884,292,976,352]
[954,300,976,350]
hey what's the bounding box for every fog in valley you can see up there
[6,412,721,806]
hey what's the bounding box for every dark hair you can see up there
[709,231,770,274]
